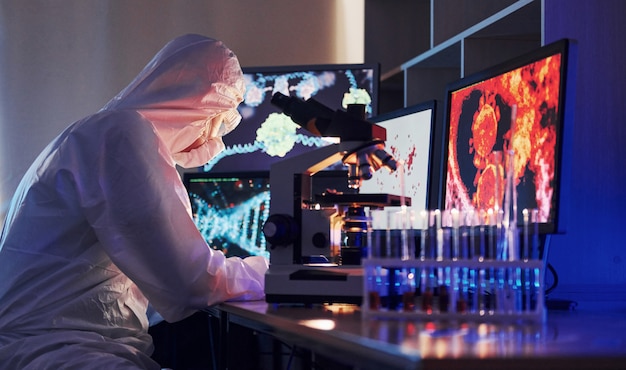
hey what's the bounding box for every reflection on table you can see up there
[209,300,626,370]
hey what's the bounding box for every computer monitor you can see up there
[359,101,437,211]
[183,172,271,258]
[439,39,576,234]
[203,63,379,172]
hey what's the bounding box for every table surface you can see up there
[212,300,626,370]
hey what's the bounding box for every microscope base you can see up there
[265,265,363,305]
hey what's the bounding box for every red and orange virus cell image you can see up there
[445,54,562,223]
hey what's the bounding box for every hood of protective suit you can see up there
[102,34,245,168]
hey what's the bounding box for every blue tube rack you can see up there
[362,257,546,323]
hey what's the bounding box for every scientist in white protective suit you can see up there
[0,34,268,369]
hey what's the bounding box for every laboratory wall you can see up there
[0,0,364,224]
[543,0,626,300]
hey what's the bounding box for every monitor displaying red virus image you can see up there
[440,39,576,234]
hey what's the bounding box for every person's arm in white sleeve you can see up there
[77,112,267,323]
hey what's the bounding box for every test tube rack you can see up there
[362,257,546,322]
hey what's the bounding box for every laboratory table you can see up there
[206,300,626,370]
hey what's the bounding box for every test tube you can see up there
[487,208,496,260]
[367,266,382,310]
[498,208,507,260]
[435,209,443,261]
[493,150,502,212]
[514,267,525,312]
[531,208,540,310]
[421,279,434,314]
[405,210,415,260]
[397,161,410,261]
[420,210,437,313]
[478,263,487,314]
[460,210,473,313]
[440,211,453,312]
[531,209,540,260]
[456,265,469,313]
[450,209,464,312]
[468,268,477,314]
[488,209,498,312]
[385,211,392,258]
[367,208,373,259]
[387,266,400,310]
[419,210,428,260]
[438,284,450,313]
[451,208,460,259]
[366,209,383,310]
[466,209,474,259]
[402,268,417,312]
[477,209,487,313]
[532,264,540,311]
[521,208,531,311]
[522,209,530,261]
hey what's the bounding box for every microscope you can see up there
[263,93,410,305]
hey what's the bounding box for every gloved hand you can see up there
[225,256,269,302]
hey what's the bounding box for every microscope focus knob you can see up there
[311,232,328,248]
[263,214,299,247]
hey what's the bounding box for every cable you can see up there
[545,262,559,295]
[544,261,579,310]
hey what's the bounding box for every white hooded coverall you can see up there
[0,34,267,369]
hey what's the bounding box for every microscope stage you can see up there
[265,265,363,305]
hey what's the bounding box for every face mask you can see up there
[171,109,241,168]
[218,109,242,136]
[172,135,225,168]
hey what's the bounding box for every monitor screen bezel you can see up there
[438,39,576,235]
